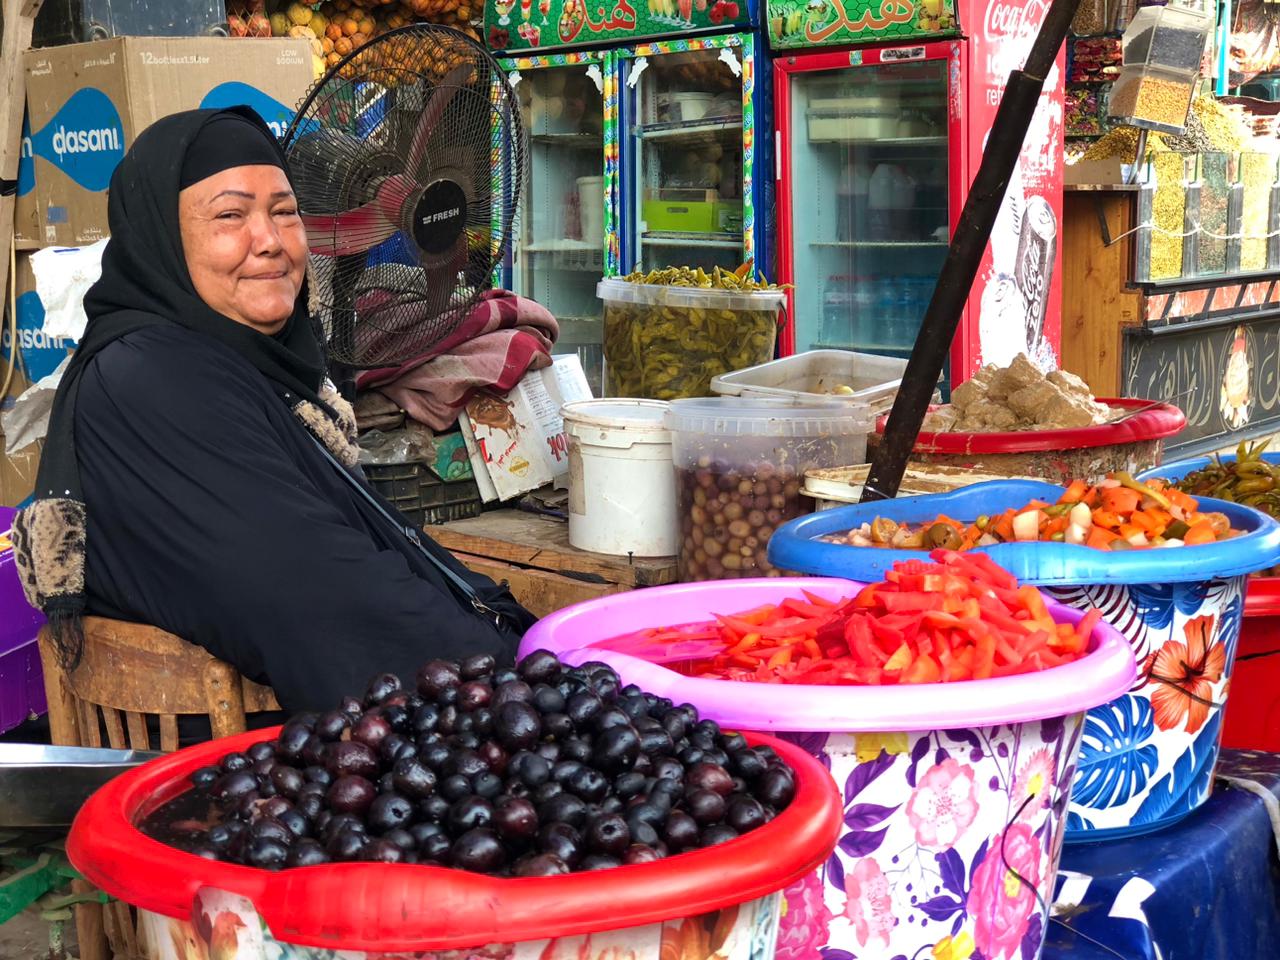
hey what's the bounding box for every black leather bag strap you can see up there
[310,437,506,629]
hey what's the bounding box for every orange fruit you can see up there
[351,31,367,46]
[335,35,353,53]
[326,22,343,39]
[326,51,342,66]
[358,16,375,33]
[333,0,350,10]
[342,17,359,34]
[321,36,335,53]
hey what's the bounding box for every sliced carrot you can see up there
[1087,526,1117,550]
[1061,479,1090,503]
[1184,520,1217,545]
[1100,486,1141,515]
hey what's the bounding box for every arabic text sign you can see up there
[765,0,956,49]
[485,0,753,51]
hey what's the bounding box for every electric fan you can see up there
[282,24,525,372]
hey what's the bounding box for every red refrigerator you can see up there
[771,0,1064,383]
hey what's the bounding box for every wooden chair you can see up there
[37,617,280,960]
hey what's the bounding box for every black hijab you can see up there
[14,106,335,666]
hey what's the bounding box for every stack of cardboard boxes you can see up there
[4,34,315,505]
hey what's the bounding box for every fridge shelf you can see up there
[809,134,948,146]
[634,119,742,142]
[810,241,948,248]
[530,133,604,149]
[641,232,744,248]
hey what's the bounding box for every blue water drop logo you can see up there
[200,83,304,140]
[30,88,125,192]
[17,112,34,197]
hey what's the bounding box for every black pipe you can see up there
[860,0,1084,503]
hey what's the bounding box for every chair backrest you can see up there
[38,617,280,752]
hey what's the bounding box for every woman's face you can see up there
[179,164,308,335]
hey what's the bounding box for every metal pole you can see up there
[860,0,1084,503]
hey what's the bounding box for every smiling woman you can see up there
[12,107,534,715]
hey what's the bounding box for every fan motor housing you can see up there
[412,178,468,256]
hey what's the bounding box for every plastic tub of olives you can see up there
[667,397,874,581]
[67,655,842,960]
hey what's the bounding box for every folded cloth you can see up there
[357,290,558,431]
[354,392,406,433]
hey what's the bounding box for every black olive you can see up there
[301,736,327,767]
[380,734,415,764]
[614,771,646,799]
[285,840,329,867]
[623,844,661,864]
[365,838,404,863]
[325,741,379,779]
[449,796,495,832]
[392,758,437,799]
[661,713,688,743]
[326,775,376,814]
[419,832,452,862]
[315,710,349,742]
[340,696,363,718]
[421,742,452,771]
[213,771,259,803]
[440,774,472,802]
[368,793,414,833]
[513,853,570,877]
[626,819,659,847]
[191,766,221,789]
[327,828,368,861]
[567,767,609,802]
[247,837,290,869]
[297,793,324,820]
[276,808,312,840]
[535,742,562,763]
[594,708,631,732]
[684,789,726,826]
[686,763,734,797]
[458,681,493,711]
[495,701,542,751]
[250,818,293,845]
[206,824,234,850]
[700,824,739,846]
[491,681,534,711]
[413,702,441,735]
[472,772,504,799]
[303,766,332,787]
[377,773,395,795]
[477,741,508,776]
[679,748,706,766]
[420,795,450,822]
[351,714,392,750]
[450,730,480,750]
[363,672,403,708]
[518,650,561,684]
[274,724,311,761]
[726,796,766,833]
[381,703,411,733]
[247,742,277,763]
[383,828,416,852]
[260,796,294,820]
[663,811,699,850]
[619,696,648,722]
[566,692,603,729]
[220,752,251,773]
[447,750,489,779]
[410,821,444,846]
[593,726,640,773]
[586,814,630,855]
[579,854,620,871]
[538,824,582,865]
[539,793,587,829]
[731,750,767,781]
[560,738,592,764]
[638,728,674,755]
[494,798,539,841]
[461,654,497,681]
[451,827,505,871]
[509,751,551,787]
[599,796,624,815]
[533,781,563,804]
[553,760,585,784]
[417,660,461,698]
[756,767,796,809]
[437,686,459,708]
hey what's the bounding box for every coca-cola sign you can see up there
[982,0,1047,43]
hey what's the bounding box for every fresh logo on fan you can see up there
[200,82,302,139]
[17,112,34,197]
[422,207,462,226]
[1,291,77,382]
[30,88,124,191]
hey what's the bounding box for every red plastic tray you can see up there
[1225,577,1280,752]
[875,399,1186,454]
[68,727,841,952]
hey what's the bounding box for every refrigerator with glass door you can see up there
[771,0,1064,383]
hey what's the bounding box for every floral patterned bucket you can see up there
[766,480,1280,844]
[520,576,1135,960]
[774,721,1083,960]
[1049,576,1246,840]
[138,887,784,960]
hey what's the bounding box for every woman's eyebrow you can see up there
[208,189,296,201]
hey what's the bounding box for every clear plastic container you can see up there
[1121,4,1212,74]
[665,397,872,581]
[1107,65,1196,134]
[599,278,784,401]
[709,348,908,415]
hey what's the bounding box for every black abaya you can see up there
[78,324,525,712]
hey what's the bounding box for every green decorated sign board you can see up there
[484,0,753,51]
[766,0,956,49]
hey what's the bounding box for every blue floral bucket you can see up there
[768,480,1280,843]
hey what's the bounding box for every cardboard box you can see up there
[459,356,593,502]
[23,37,313,246]
[14,111,38,250]
[6,253,76,383]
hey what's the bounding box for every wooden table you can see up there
[430,511,678,618]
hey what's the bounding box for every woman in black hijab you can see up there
[13,107,534,713]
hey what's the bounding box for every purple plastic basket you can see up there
[0,506,46,732]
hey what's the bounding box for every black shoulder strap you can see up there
[309,436,506,629]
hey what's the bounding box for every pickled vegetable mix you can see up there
[594,551,1099,686]
[1172,439,1280,516]
[823,473,1237,552]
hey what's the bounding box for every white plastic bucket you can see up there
[577,176,604,244]
[563,399,677,557]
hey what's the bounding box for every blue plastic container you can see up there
[768,480,1280,841]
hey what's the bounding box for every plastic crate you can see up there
[364,462,482,527]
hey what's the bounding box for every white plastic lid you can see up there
[597,278,786,312]
[561,399,671,430]
[665,397,873,438]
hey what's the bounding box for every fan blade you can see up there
[407,63,476,172]
[302,176,417,256]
